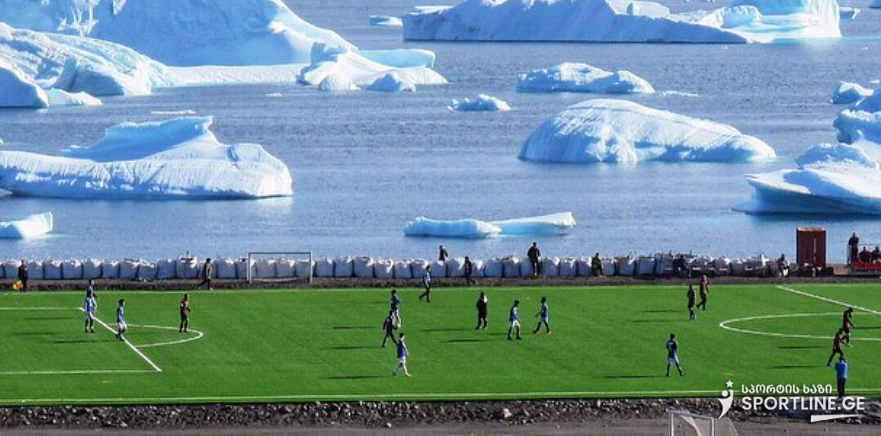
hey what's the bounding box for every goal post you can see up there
[668,411,739,436]
[246,251,313,284]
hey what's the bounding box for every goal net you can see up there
[246,251,313,284]
[669,411,739,436]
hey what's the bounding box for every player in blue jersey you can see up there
[507,300,522,341]
[533,297,551,334]
[382,310,397,348]
[666,333,684,377]
[393,332,410,377]
[390,289,402,327]
[115,299,127,341]
[83,290,97,333]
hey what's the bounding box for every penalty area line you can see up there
[0,369,155,376]
[777,286,881,316]
[86,310,162,373]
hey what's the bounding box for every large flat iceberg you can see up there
[0,23,177,97]
[0,117,292,199]
[297,44,446,88]
[738,93,881,214]
[517,63,654,95]
[403,0,841,43]
[0,212,53,239]
[519,99,776,163]
[404,213,576,238]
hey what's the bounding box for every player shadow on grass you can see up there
[324,345,376,351]
[422,327,473,333]
[332,326,373,331]
[599,375,665,379]
[778,345,825,350]
[22,316,71,321]
[53,338,107,344]
[324,375,384,380]
[445,338,495,344]
[642,309,679,313]
[769,364,814,369]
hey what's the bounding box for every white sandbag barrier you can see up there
[83,259,103,279]
[6,252,795,283]
[354,257,375,278]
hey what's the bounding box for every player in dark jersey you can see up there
[666,333,684,377]
[533,297,551,334]
[687,285,696,321]
[696,275,709,311]
[179,294,191,333]
[475,292,488,329]
[507,300,522,340]
[418,265,432,303]
[464,256,475,286]
[842,308,856,346]
[382,310,397,348]
[390,289,402,327]
[827,328,846,366]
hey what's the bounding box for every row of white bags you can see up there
[0,253,788,281]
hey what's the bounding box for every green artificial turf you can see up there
[0,283,879,405]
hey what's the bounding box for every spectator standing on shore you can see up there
[475,291,488,329]
[418,265,432,303]
[463,256,475,286]
[696,275,709,311]
[591,253,604,277]
[527,242,541,277]
[17,260,28,293]
[196,258,213,290]
[179,294,191,333]
[835,356,848,398]
[687,285,697,321]
[848,232,860,266]
[776,254,789,277]
[507,299,522,340]
[873,246,881,262]
[666,334,685,377]
[533,297,551,334]
[859,247,872,263]
[673,255,690,278]
[438,245,448,262]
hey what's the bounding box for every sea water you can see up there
[1,0,880,262]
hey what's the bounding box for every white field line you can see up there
[7,388,881,405]
[0,369,155,376]
[127,324,204,348]
[777,285,881,315]
[0,389,722,405]
[718,312,881,341]
[86,310,163,373]
[0,307,76,310]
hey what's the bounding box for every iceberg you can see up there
[834,90,881,144]
[405,213,577,238]
[0,56,49,108]
[517,63,654,94]
[403,0,841,43]
[839,7,860,19]
[831,81,872,105]
[367,72,416,92]
[0,212,53,239]
[318,74,360,92]
[0,117,293,199]
[0,0,353,66]
[872,0,881,9]
[405,217,502,239]
[369,15,404,28]
[490,212,577,236]
[45,89,102,106]
[360,49,436,68]
[0,23,177,96]
[297,44,446,88]
[449,94,511,112]
[519,99,776,163]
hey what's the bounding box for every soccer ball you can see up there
[12,280,22,291]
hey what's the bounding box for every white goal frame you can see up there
[246,251,313,285]
[669,410,715,436]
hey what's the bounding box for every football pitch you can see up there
[1,283,880,406]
